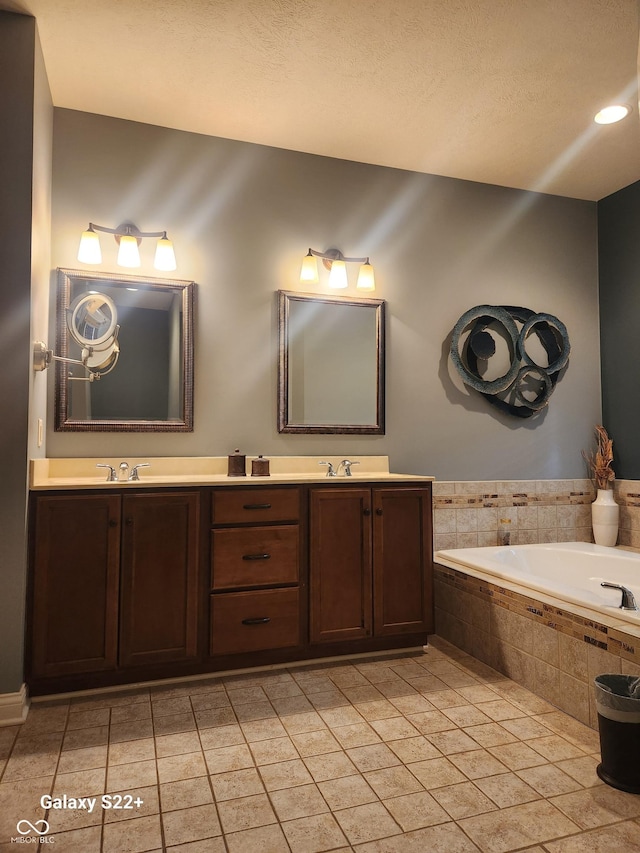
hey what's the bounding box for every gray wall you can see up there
[598,179,640,479]
[0,12,52,694]
[48,109,601,479]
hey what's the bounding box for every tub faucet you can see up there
[601,582,639,611]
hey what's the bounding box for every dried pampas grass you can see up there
[582,424,615,490]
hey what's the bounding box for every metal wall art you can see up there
[450,305,570,418]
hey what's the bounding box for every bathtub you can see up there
[435,542,640,627]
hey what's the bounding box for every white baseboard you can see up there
[0,684,29,726]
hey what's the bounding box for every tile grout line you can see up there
[5,643,639,853]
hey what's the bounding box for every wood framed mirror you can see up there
[55,268,195,431]
[278,290,385,434]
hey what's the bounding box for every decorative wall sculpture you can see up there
[450,305,570,418]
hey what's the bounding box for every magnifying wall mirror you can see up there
[69,292,118,345]
[67,292,120,374]
[278,290,385,434]
[55,268,195,431]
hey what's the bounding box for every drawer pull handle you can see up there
[242,553,271,561]
[242,617,271,626]
[243,503,272,510]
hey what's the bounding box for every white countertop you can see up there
[30,456,435,490]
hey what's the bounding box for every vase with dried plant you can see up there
[582,425,618,546]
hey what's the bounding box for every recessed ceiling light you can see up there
[594,104,631,125]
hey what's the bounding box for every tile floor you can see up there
[1,637,639,853]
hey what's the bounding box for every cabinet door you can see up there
[119,492,199,667]
[30,494,120,678]
[310,488,372,643]
[373,487,433,636]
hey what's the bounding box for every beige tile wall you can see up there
[433,564,640,731]
[432,477,640,549]
[614,479,640,547]
[433,480,595,551]
[431,479,640,732]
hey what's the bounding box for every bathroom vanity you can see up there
[27,457,433,695]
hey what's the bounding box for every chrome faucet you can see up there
[118,461,130,481]
[338,459,360,477]
[96,463,117,482]
[601,582,639,610]
[319,461,338,477]
[129,463,150,481]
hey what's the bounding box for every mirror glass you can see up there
[278,290,385,434]
[55,268,195,431]
[68,292,118,347]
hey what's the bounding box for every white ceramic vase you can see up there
[591,488,619,547]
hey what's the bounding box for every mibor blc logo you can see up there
[12,820,54,844]
[16,821,50,835]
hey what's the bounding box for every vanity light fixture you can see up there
[593,104,631,125]
[300,248,376,291]
[78,222,177,271]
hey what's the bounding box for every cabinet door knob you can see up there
[241,617,271,626]
[242,553,271,561]
[376,508,383,516]
[125,517,133,526]
[108,519,118,528]
[363,508,371,516]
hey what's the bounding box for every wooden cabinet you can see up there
[310,488,372,643]
[310,486,432,644]
[119,492,199,667]
[209,487,302,657]
[28,478,432,693]
[29,490,200,681]
[372,488,433,636]
[30,494,120,678]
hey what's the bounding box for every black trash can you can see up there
[594,674,640,794]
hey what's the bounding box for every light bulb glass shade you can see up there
[77,229,102,264]
[154,236,177,271]
[594,104,630,124]
[356,262,375,291]
[328,259,348,289]
[117,234,141,268]
[300,252,319,283]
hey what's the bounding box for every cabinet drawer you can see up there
[210,588,299,655]
[212,488,300,524]
[211,526,299,590]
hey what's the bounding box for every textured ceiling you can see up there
[5,0,640,200]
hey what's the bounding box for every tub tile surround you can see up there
[4,642,640,853]
[613,479,640,548]
[434,565,640,731]
[433,480,595,551]
[433,478,640,550]
[433,478,640,735]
